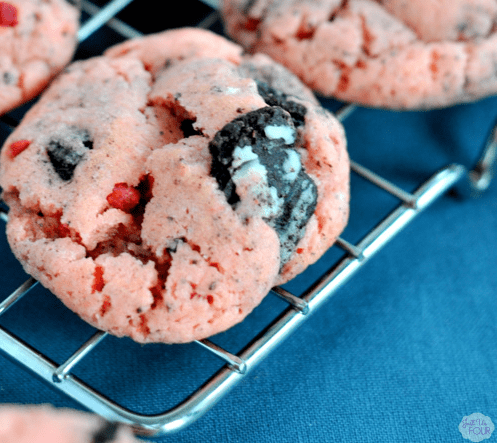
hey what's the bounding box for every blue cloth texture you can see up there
[1,2,497,442]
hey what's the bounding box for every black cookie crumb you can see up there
[209,106,318,264]
[256,81,307,127]
[46,128,93,181]
[91,421,119,443]
[2,72,16,85]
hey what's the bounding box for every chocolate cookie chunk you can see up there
[209,106,318,265]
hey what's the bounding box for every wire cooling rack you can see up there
[0,0,496,437]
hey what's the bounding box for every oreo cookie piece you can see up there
[0,28,349,344]
[255,81,307,126]
[209,106,318,265]
[46,127,93,181]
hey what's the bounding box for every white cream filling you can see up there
[282,149,302,182]
[232,145,259,169]
[230,147,284,220]
[264,125,295,145]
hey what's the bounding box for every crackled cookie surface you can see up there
[0,28,349,344]
[0,0,80,116]
[221,0,497,109]
[0,405,135,443]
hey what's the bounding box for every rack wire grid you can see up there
[0,0,496,437]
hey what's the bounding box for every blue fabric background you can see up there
[1,1,496,442]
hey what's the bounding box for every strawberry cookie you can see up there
[0,404,135,443]
[0,28,349,344]
[221,0,497,109]
[0,0,80,116]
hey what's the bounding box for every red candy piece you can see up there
[56,222,72,238]
[0,2,18,27]
[92,266,105,294]
[106,183,141,212]
[9,140,31,158]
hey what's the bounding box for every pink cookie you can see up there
[0,28,349,344]
[221,0,497,109]
[0,0,80,116]
[0,404,135,443]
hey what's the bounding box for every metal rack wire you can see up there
[0,0,495,437]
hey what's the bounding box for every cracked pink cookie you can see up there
[221,0,497,109]
[0,28,349,344]
[0,404,135,443]
[0,0,80,116]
